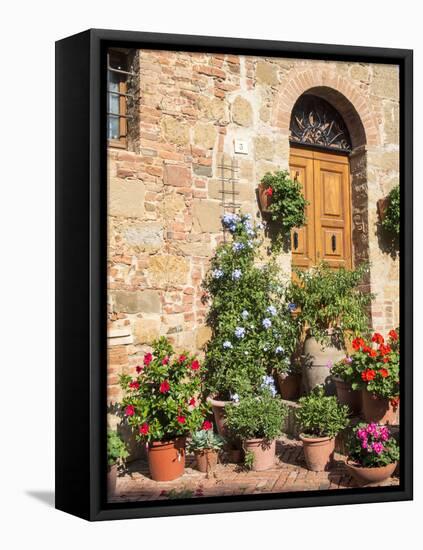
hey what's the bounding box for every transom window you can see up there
[107,49,132,147]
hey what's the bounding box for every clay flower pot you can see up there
[362,390,398,425]
[147,438,186,482]
[276,372,302,401]
[207,397,232,437]
[377,196,390,223]
[244,438,276,471]
[107,464,117,497]
[303,336,345,394]
[257,182,272,213]
[345,459,397,485]
[333,376,362,416]
[300,434,335,472]
[194,449,219,474]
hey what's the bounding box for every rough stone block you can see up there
[161,116,190,146]
[124,222,163,252]
[134,316,161,345]
[164,164,191,187]
[194,122,217,149]
[192,199,222,233]
[254,136,275,161]
[111,290,161,314]
[256,60,279,86]
[231,96,253,127]
[108,177,145,218]
[147,255,190,286]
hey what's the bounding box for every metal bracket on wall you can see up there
[217,155,241,241]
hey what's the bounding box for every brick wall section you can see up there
[107,51,399,410]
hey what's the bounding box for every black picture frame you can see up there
[55,28,413,521]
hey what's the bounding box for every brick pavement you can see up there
[109,436,399,503]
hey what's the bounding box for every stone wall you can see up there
[107,50,400,408]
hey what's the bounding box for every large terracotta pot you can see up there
[207,397,232,437]
[276,372,302,401]
[303,336,345,394]
[300,434,335,472]
[362,391,398,425]
[195,449,219,474]
[345,459,397,485]
[107,464,117,497]
[257,182,272,213]
[333,376,362,416]
[147,438,186,482]
[244,438,276,471]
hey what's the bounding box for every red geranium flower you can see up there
[382,357,390,363]
[389,329,398,341]
[202,420,213,431]
[265,186,273,197]
[361,369,376,382]
[372,332,384,345]
[139,422,149,435]
[177,415,186,424]
[135,365,143,374]
[125,405,135,416]
[379,343,392,356]
[143,353,153,366]
[369,349,377,358]
[362,345,372,354]
[178,354,187,363]
[390,397,400,409]
[159,380,170,393]
[380,368,389,378]
[129,380,140,390]
[352,337,365,351]
[190,360,200,371]
[162,356,169,365]
[189,397,196,407]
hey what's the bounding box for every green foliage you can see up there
[382,185,400,238]
[243,450,255,470]
[107,430,129,467]
[330,356,356,385]
[203,213,301,398]
[187,430,225,452]
[261,170,308,234]
[119,337,208,442]
[287,262,373,348]
[225,389,288,441]
[296,386,350,438]
[348,422,399,467]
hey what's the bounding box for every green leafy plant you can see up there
[296,386,350,438]
[187,429,225,452]
[225,387,288,441]
[349,330,400,399]
[331,356,355,384]
[261,170,308,234]
[203,213,300,399]
[243,450,255,470]
[287,262,373,348]
[381,185,400,238]
[119,337,208,442]
[348,422,399,467]
[107,430,129,467]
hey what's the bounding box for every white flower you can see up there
[241,310,249,319]
[262,318,272,329]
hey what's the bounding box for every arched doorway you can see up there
[289,93,354,270]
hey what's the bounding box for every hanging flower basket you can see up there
[377,196,390,223]
[257,182,273,214]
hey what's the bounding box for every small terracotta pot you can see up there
[107,464,117,497]
[207,397,232,437]
[276,372,302,401]
[333,376,362,416]
[244,438,276,471]
[147,438,186,482]
[362,391,398,425]
[300,434,335,472]
[195,449,219,473]
[345,459,397,485]
[258,183,272,213]
[377,196,390,223]
[228,448,243,464]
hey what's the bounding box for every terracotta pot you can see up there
[276,372,302,401]
[257,182,272,213]
[244,438,276,471]
[362,390,398,425]
[377,196,390,223]
[147,438,186,482]
[228,447,243,464]
[345,459,397,485]
[107,464,117,497]
[303,336,345,394]
[195,449,219,473]
[300,434,335,472]
[207,397,232,437]
[333,376,362,416]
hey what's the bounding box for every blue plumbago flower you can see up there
[241,310,249,319]
[266,305,277,316]
[222,213,239,233]
[288,303,297,312]
[261,375,277,397]
[230,393,240,403]
[232,269,242,280]
[223,340,233,349]
[275,346,284,354]
[232,242,245,252]
[262,318,272,329]
[234,326,246,339]
[212,268,224,279]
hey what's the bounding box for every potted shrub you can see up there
[187,424,225,475]
[203,213,299,434]
[119,337,208,482]
[350,330,400,424]
[275,358,302,401]
[258,171,308,237]
[345,422,399,485]
[330,356,362,415]
[225,380,287,471]
[107,430,129,496]
[287,263,373,394]
[296,386,350,471]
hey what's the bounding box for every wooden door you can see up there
[290,147,352,270]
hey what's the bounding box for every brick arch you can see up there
[273,70,380,148]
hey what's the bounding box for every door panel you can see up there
[290,147,352,270]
